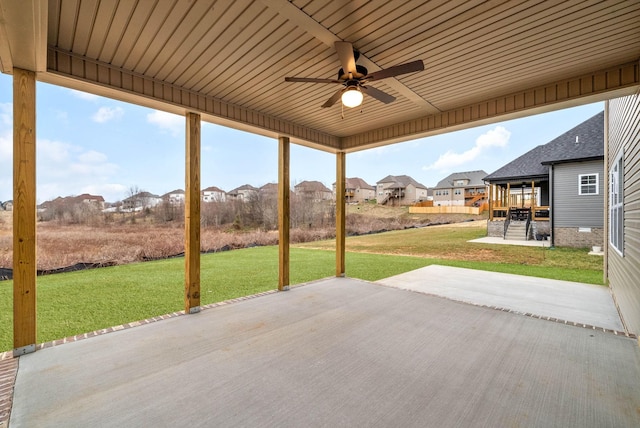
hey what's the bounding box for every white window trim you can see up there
[578,173,599,195]
[609,153,624,256]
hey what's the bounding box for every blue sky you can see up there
[0,72,603,203]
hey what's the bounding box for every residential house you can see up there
[332,177,375,203]
[259,183,278,196]
[40,194,106,211]
[484,111,604,248]
[606,94,640,336]
[294,181,332,201]
[376,175,428,205]
[1,200,13,211]
[201,186,226,202]
[162,189,185,205]
[227,184,258,201]
[432,170,488,207]
[122,191,162,211]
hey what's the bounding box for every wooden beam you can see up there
[13,68,37,356]
[336,152,346,277]
[185,112,201,313]
[278,136,290,291]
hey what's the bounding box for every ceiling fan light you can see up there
[341,87,363,108]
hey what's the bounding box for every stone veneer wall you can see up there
[553,227,604,249]
[487,220,504,237]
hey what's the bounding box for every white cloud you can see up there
[0,102,11,126]
[69,89,101,101]
[92,106,124,123]
[35,139,120,201]
[423,126,511,171]
[0,130,10,160]
[146,110,183,137]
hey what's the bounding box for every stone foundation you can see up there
[553,227,604,249]
[487,220,505,237]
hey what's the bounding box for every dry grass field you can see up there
[0,206,474,271]
[1,211,334,270]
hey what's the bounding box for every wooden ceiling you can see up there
[1,0,639,152]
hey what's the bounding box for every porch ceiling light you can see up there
[341,87,363,108]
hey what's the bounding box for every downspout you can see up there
[549,164,555,248]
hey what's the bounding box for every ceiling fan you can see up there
[284,41,424,109]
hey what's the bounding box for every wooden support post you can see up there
[185,112,201,313]
[488,184,493,220]
[278,136,290,291]
[531,181,536,213]
[336,152,346,277]
[506,183,511,207]
[13,68,37,356]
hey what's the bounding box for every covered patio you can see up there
[1,1,640,426]
[5,268,640,427]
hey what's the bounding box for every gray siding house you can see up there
[606,93,640,336]
[485,112,604,248]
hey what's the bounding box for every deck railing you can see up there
[491,206,549,221]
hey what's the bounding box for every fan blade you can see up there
[321,88,344,108]
[361,85,395,104]
[364,60,424,81]
[335,41,357,75]
[285,77,342,84]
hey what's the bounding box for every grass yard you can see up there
[0,221,604,352]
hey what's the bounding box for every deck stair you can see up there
[505,221,528,240]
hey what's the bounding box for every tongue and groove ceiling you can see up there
[1,0,639,152]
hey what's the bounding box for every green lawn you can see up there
[0,223,604,352]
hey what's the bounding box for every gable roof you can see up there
[202,186,225,193]
[484,111,604,183]
[294,180,331,193]
[376,175,427,190]
[228,184,258,194]
[434,170,488,189]
[345,177,375,191]
[162,189,185,198]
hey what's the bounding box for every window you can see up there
[454,189,462,195]
[609,154,624,255]
[579,173,598,195]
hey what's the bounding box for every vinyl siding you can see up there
[607,93,640,335]
[553,160,604,228]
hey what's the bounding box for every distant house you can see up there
[201,186,226,202]
[333,177,375,203]
[162,189,185,205]
[259,183,278,196]
[376,175,428,205]
[122,191,162,211]
[1,200,13,211]
[484,111,604,248]
[432,170,488,207]
[294,181,333,201]
[40,194,105,211]
[227,184,258,201]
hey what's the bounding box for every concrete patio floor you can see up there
[6,268,640,427]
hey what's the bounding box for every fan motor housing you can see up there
[338,64,368,80]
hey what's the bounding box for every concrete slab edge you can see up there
[373,281,638,340]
